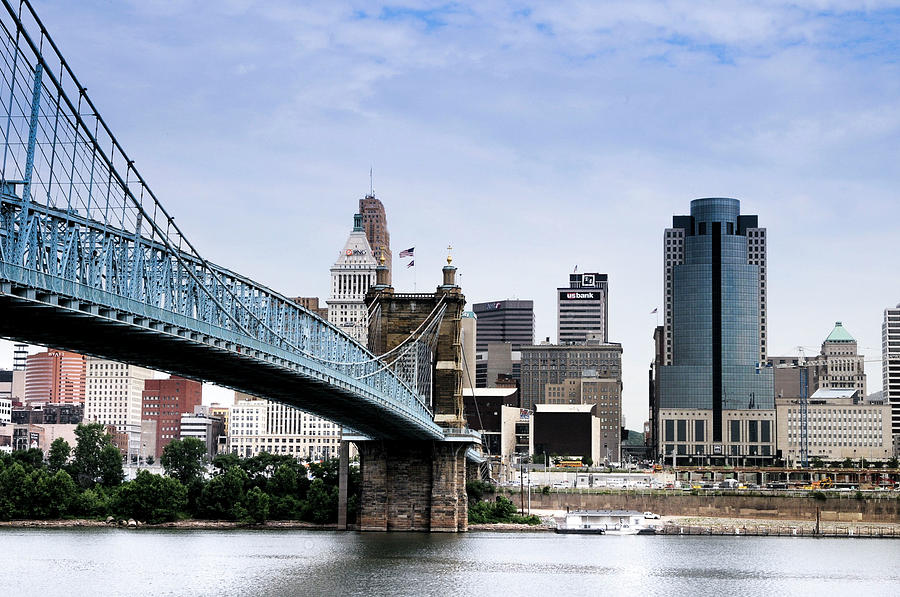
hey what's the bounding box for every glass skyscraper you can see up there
[658,198,774,462]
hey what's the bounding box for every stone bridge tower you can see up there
[348,252,478,532]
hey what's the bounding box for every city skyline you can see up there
[0,1,898,430]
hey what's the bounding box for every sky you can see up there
[2,0,900,428]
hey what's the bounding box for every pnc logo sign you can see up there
[345,249,367,256]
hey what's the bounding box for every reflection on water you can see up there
[3,528,899,597]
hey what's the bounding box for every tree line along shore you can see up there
[0,423,355,525]
[0,423,530,527]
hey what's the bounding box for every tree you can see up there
[0,462,28,519]
[307,458,339,486]
[99,444,124,487]
[27,469,78,519]
[197,466,248,520]
[211,452,241,474]
[582,456,593,467]
[113,470,187,523]
[841,458,854,469]
[73,423,115,488]
[47,438,71,473]
[161,438,208,486]
[243,487,270,524]
[887,457,899,469]
[71,487,111,518]
[811,456,824,468]
[13,448,45,471]
[301,479,338,524]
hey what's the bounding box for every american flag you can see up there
[406,260,414,268]
[399,247,414,258]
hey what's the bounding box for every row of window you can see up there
[664,418,773,444]
[664,443,773,456]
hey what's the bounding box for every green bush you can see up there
[113,470,187,523]
[466,479,495,501]
[810,491,827,501]
[72,488,111,518]
[468,495,540,525]
[197,466,248,520]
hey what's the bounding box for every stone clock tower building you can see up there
[327,213,378,343]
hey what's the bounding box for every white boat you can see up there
[556,510,654,535]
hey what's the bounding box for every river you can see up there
[3,528,898,596]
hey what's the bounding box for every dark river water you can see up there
[3,528,898,596]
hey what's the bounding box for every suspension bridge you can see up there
[0,0,461,443]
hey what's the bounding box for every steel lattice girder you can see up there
[0,0,445,441]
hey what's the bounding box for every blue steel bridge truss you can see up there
[0,0,444,441]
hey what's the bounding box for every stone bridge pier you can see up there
[356,439,470,532]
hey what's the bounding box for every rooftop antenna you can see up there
[369,167,374,196]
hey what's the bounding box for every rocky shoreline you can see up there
[0,518,337,530]
[3,514,898,535]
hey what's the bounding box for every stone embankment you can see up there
[514,490,900,523]
[658,515,900,537]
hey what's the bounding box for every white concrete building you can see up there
[0,397,11,424]
[777,389,892,463]
[884,304,900,441]
[228,398,342,461]
[84,358,154,457]
[180,406,220,458]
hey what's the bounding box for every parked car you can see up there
[643,511,661,519]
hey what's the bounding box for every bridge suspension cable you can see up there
[0,0,447,438]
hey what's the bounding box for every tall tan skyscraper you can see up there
[24,350,85,405]
[327,213,377,343]
[359,194,391,284]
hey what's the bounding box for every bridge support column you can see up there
[357,440,470,532]
[337,440,350,530]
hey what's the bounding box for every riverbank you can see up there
[4,513,899,536]
[472,510,900,536]
[657,515,900,537]
[0,518,337,530]
[514,489,900,523]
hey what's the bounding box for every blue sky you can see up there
[4,0,900,427]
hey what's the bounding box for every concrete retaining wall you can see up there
[517,491,900,523]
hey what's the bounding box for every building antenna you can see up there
[369,167,374,196]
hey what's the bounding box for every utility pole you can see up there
[520,461,525,514]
